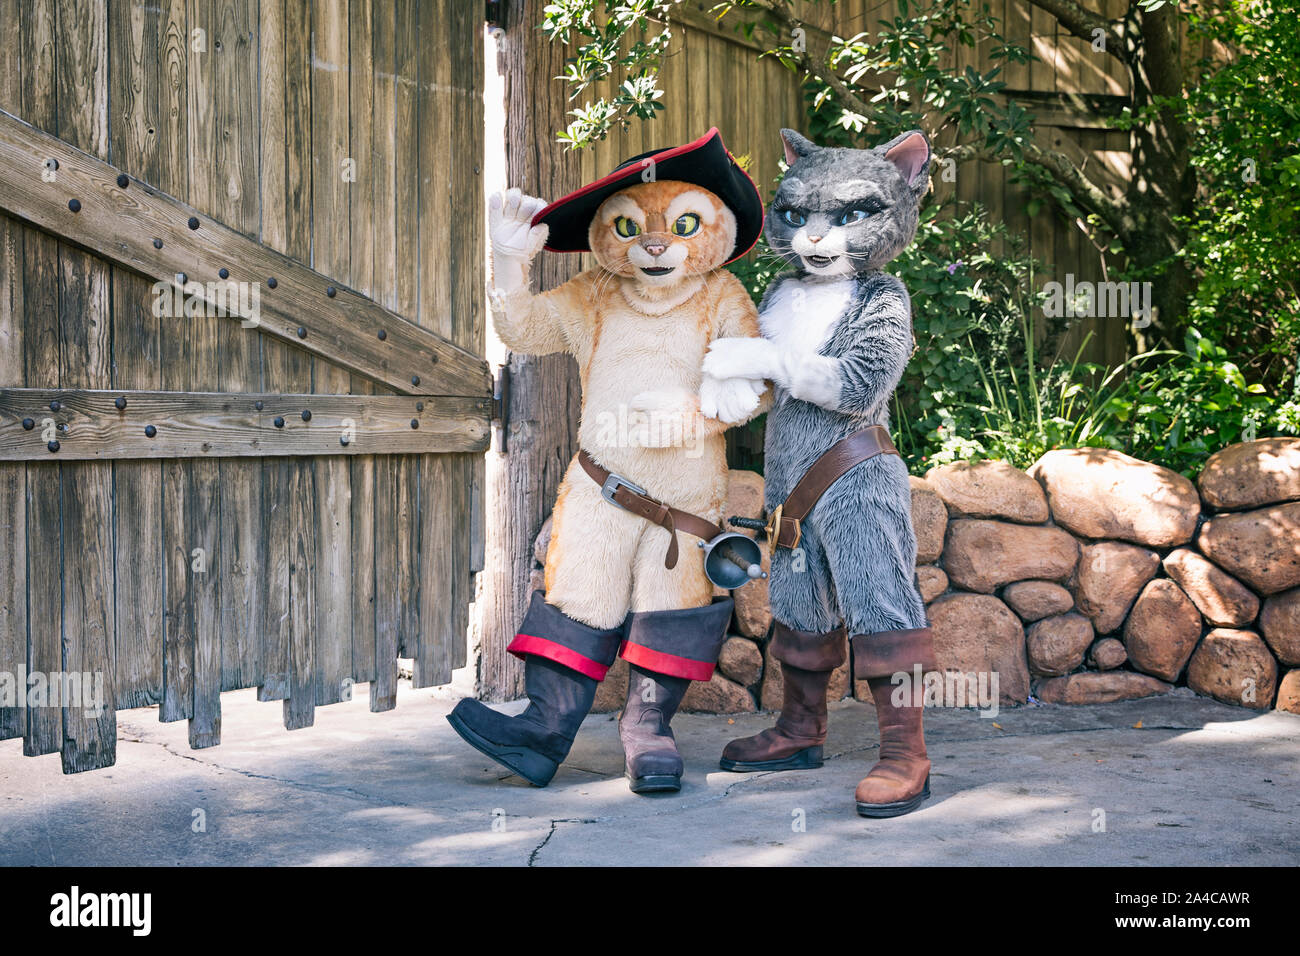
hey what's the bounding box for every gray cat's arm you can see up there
[813,277,913,416]
[702,275,912,416]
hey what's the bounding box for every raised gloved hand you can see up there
[489,188,550,298]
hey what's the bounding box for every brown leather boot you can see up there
[719,622,846,772]
[852,627,938,817]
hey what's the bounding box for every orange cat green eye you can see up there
[671,213,701,237]
[614,216,641,238]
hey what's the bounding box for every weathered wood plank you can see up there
[280,0,316,730]
[448,1,485,672]
[158,0,193,727]
[185,0,223,749]
[283,451,316,729]
[391,0,422,668]
[107,0,165,712]
[367,0,399,705]
[348,0,377,688]
[209,0,263,695]
[0,108,492,398]
[415,453,455,688]
[19,0,64,758]
[0,210,26,740]
[257,0,292,703]
[310,0,352,708]
[55,0,117,773]
[0,6,25,740]
[0,390,490,460]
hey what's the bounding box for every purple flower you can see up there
[945,261,964,275]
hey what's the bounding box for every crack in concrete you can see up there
[528,817,602,866]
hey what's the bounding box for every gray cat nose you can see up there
[807,234,823,243]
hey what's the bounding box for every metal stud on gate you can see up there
[411,375,420,387]
[274,416,285,428]
[326,286,336,298]
[267,277,277,289]
[254,400,264,411]
[301,410,311,422]
[49,400,60,412]
[410,419,419,429]
[47,440,59,453]
[219,268,229,279]
[22,418,34,430]
[153,238,163,249]
[415,402,424,412]
[116,174,129,188]
[144,425,156,438]
[297,327,307,339]
[114,396,127,410]
[68,199,81,212]
[377,329,387,341]
[188,216,199,230]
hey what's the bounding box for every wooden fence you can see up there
[0,0,489,772]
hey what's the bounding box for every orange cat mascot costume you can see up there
[448,130,770,793]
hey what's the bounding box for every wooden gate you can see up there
[0,0,490,772]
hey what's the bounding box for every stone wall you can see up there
[528,438,1300,716]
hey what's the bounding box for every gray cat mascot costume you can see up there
[702,128,938,817]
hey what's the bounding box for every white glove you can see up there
[701,336,783,383]
[489,188,549,297]
[700,374,765,424]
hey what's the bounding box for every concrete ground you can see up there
[1,682,1297,866]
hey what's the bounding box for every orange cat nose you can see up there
[641,241,667,257]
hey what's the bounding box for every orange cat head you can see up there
[587,180,737,286]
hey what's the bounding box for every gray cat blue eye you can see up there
[838,209,871,225]
[781,209,806,226]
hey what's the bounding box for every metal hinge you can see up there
[491,364,510,452]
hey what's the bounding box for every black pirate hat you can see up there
[532,128,764,265]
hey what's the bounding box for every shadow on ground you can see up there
[1,684,1296,865]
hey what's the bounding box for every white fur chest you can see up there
[760,276,855,356]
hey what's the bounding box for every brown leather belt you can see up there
[767,425,899,550]
[579,450,723,570]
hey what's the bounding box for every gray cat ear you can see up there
[880,130,931,191]
[780,129,816,166]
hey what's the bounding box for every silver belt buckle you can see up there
[601,471,647,508]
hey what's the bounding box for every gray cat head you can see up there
[765,128,930,279]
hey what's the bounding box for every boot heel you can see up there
[447,705,560,787]
[719,744,824,773]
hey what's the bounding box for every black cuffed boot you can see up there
[447,591,623,787]
[618,597,733,793]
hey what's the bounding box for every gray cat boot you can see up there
[720,622,847,772]
[618,598,733,793]
[852,626,938,817]
[447,591,622,787]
